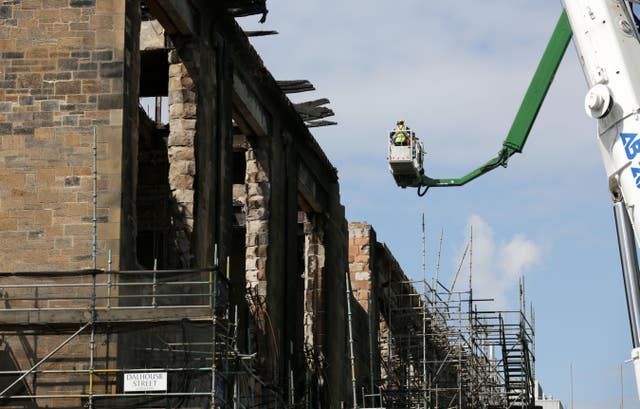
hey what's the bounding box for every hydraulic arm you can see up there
[394,12,572,191]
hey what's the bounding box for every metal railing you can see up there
[0,267,237,407]
[0,268,229,312]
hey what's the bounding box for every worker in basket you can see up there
[392,119,411,146]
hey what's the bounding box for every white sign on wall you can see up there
[123,372,167,392]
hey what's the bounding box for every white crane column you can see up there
[562,0,640,398]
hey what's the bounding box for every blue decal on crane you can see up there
[622,133,640,160]
[621,133,640,187]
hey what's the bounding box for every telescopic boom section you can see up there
[396,12,572,190]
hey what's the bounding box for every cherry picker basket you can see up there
[387,130,424,179]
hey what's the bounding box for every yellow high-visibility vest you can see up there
[394,125,407,143]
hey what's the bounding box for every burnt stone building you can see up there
[0,1,536,408]
[0,0,355,407]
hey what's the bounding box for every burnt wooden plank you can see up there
[294,98,330,110]
[295,99,334,121]
[277,80,315,94]
[306,120,338,128]
[245,30,278,37]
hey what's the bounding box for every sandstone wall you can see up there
[0,0,132,272]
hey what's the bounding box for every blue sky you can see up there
[241,2,635,407]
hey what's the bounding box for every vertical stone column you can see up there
[348,222,383,400]
[302,213,326,391]
[349,222,375,309]
[167,50,197,267]
[244,137,270,375]
[316,181,350,406]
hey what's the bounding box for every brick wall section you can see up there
[0,0,127,272]
[349,222,375,310]
[167,50,197,267]
[347,222,379,400]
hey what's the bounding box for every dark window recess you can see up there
[140,49,169,97]
[232,151,247,184]
[136,107,172,269]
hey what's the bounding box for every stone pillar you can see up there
[167,50,197,267]
[244,137,270,374]
[302,212,326,396]
[349,222,376,310]
[348,222,383,402]
[320,182,350,406]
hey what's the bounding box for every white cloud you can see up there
[500,234,543,281]
[459,214,544,309]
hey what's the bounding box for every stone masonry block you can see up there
[92,50,113,61]
[0,122,12,135]
[355,272,370,282]
[17,73,42,89]
[96,0,125,13]
[169,103,196,120]
[97,93,122,110]
[58,58,79,71]
[55,80,81,95]
[167,129,194,146]
[99,61,123,78]
[349,263,364,272]
[169,173,194,188]
[0,6,11,19]
[2,52,24,59]
[170,160,195,176]
[43,0,69,8]
[172,189,194,204]
[70,0,96,7]
[168,146,194,161]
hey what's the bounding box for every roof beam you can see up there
[306,120,337,128]
[277,80,315,94]
[142,0,196,35]
[245,30,278,37]
[294,98,335,122]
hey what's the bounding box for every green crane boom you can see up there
[396,11,573,192]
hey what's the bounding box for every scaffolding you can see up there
[356,227,536,409]
[372,278,535,409]
[0,263,264,408]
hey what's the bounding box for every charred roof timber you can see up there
[275,82,337,126]
[244,30,278,37]
[306,120,338,128]
[277,80,315,94]
[294,98,337,127]
[225,0,268,22]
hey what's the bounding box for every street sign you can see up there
[123,372,167,392]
